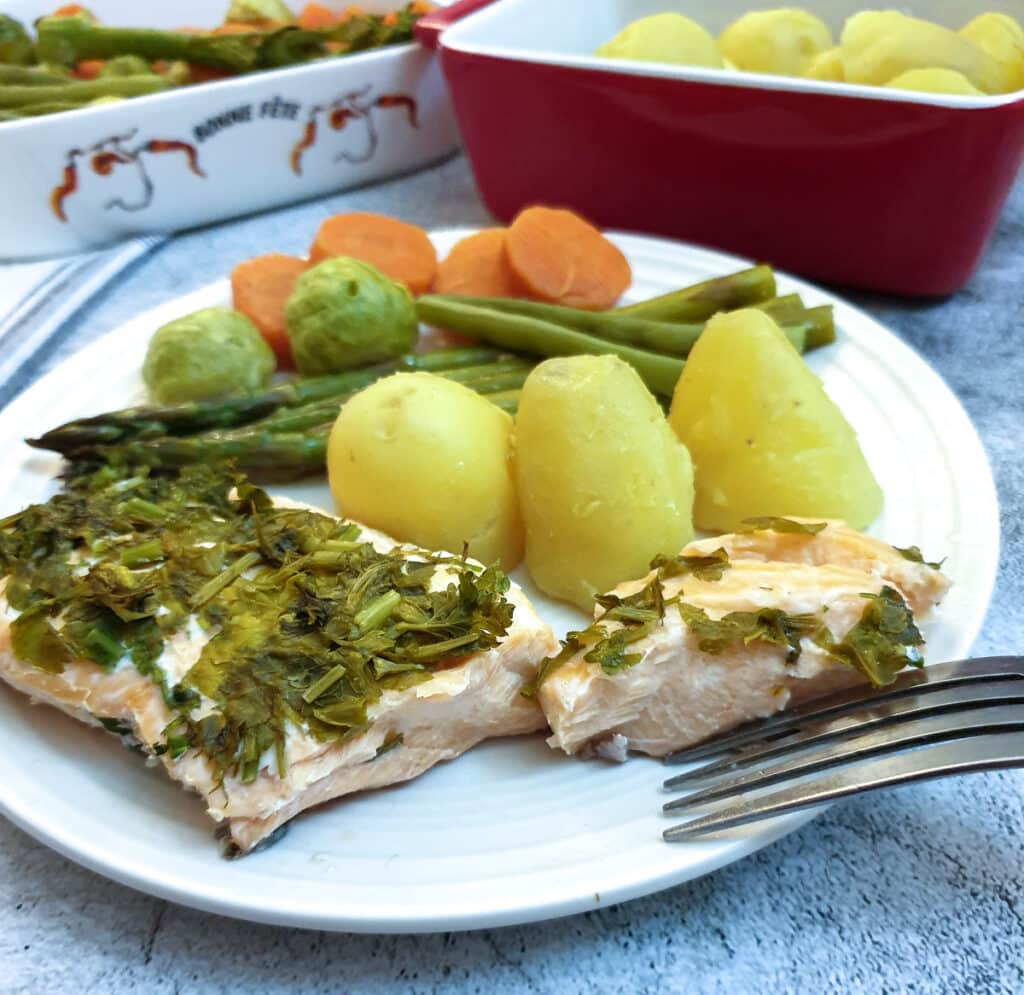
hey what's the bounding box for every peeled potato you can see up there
[885,67,984,95]
[328,372,523,569]
[841,11,1003,93]
[719,8,833,76]
[514,355,694,612]
[803,46,844,81]
[961,12,1024,92]
[595,13,723,68]
[668,309,882,532]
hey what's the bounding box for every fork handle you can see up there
[663,728,1024,841]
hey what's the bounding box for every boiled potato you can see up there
[595,12,723,68]
[514,355,694,612]
[668,309,882,532]
[803,46,844,81]
[841,11,1003,93]
[327,372,523,569]
[961,13,1024,92]
[719,8,832,76]
[885,67,983,96]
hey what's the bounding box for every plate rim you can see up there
[0,228,1000,932]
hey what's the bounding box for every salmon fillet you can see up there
[0,505,557,854]
[539,520,950,759]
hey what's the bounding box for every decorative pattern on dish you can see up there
[49,127,205,222]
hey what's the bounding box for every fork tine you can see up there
[664,705,1024,812]
[664,728,1024,841]
[663,677,1024,790]
[662,657,1024,765]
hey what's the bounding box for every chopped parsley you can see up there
[893,545,945,570]
[0,461,515,784]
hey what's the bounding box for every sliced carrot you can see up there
[52,3,88,16]
[298,3,337,28]
[212,20,280,34]
[504,205,631,311]
[309,212,437,296]
[339,5,366,20]
[72,59,105,80]
[434,228,519,298]
[231,253,308,369]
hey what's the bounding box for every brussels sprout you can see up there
[225,0,294,24]
[143,307,275,404]
[285,258,418,376]
[99,54,154,77]
[0,15,35,66]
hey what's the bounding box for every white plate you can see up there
[0,230,999,932]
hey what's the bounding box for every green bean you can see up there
[0,65,68,85]
[10,100,116,117]
[34,12,422,73]
[425,295,702,356]
[754,294,802,316]
[416,297,684,397]
[426,294,818,357]
[485,389,521,415]
[614,265,777,322]
[0,76,171,108]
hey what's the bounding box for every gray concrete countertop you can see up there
[1,156,1022,995]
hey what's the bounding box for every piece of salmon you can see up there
[0,508,558,854]
[539,520,950,759]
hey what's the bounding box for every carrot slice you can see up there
[52,4,88,16]
[298,3,337,28]
[504,206,631,311]
[309,212,438,295]
[434,228,519,298]
[231,253,308,369]
[72,59,105,80]
[212,20,281,33]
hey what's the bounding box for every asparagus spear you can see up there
[0,75,172,107]
[94,368,527,479]
[104,428,332,481]
[416,297,685,397]
[28,347,511,455]
[255,360,533,434]
[613,265,777,322]
[422,294,816,356]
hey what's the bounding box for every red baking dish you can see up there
[420,0,1024,295]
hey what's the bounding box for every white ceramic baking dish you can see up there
[1,0,459,260]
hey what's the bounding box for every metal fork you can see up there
[661,656,1024,842]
